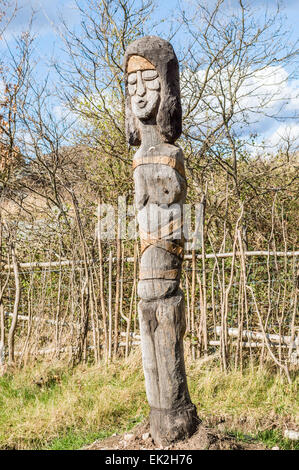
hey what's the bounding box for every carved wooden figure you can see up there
[124,36,199,446]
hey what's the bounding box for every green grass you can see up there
[0,351,297,450]
[0,351,148,450]
[257,429,299,450]
[46,430,112,450]
[46,412,148,450]
[227,429,299,450]
[187,361,298,431]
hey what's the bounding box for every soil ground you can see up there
[84,420,267,450]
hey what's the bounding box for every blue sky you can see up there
[2,0,299,150]
[6,0,298,62]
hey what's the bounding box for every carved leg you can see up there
[139,290,199,446]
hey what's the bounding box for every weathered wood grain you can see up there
[139,292,198,446]
[124,35,199,445]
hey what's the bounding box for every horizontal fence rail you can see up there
[3,250,299,270]
[1,247,298,377]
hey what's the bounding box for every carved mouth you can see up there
[137,99,147,108]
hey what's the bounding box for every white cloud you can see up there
[266,122,299,149]
[182,64,299,150]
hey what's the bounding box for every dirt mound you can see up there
[84,421,266,451]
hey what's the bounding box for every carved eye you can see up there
[142,70,158,81]
[146,78,160,91]
[128,83,137,96]
[128,73,137,84]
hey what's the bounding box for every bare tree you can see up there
[179,0,298,200]
[0,0,21,367]
[0,0,17,38]
[56,0,155,167]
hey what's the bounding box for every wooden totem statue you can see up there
[124,36,199,446]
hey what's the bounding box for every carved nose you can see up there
[136,71,146,96]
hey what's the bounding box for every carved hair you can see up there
[124,36,182,146]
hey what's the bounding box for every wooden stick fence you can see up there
[0,248,298,375]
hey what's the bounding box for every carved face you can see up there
[128,68,161,121]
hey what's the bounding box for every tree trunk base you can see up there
[150,403,200,447]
